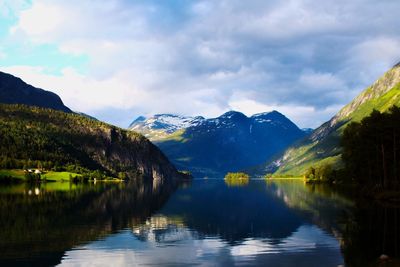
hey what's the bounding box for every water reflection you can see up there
[58,179,344,266]
[0,178,177,266]
[340,200,400,267]
[0,178,399,266]
[224,176,249,187]
[160,179,305,243]
[132,215,190,243]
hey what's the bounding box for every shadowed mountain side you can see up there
[149,111,307,177]
[0,71,71,113]
[0,104,185,180]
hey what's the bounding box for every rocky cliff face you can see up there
[87,125,182,180]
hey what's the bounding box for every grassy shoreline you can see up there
[0,169,122,183]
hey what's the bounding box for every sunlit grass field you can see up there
[0,169,81,181]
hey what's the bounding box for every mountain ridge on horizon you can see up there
[130,110,308,177]
[128,110,302,138]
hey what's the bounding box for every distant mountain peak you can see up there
[251,110,286,120]
[193,116,205,120]
[135,115,146,121]
[302,128,313,134]
[128,109,305,176]
[249,111,296,128]
[128,113,205,139]
[154,114,180,118]
[128,116,146,128]
[252,110,280,117]
[219,110,247,120]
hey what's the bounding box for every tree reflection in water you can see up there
[0,178,399,266]
[0,178,178,267]
[341,200,400,267]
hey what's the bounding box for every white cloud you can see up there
[228,98,341,128]
[3,0,400,128]
[346,37,400,83]
[10,3,66,38]
[0,66,147,111]
[0,65,229,124]
[299,71,345,91]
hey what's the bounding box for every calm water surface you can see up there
[0,178,399,266]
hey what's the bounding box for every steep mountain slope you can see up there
[268,63,400,176]
[0,104,185,181]
[0,71,71,112]
[131,111,307,177]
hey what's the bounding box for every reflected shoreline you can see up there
[0,178,180,266]
[0,178,399,266]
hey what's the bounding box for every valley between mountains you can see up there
[1,62,400,181]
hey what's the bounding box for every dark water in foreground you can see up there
[0,179,399,266]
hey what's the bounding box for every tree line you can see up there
[304,105,400,191]
[342,105,400,190]
[0,104,144,180]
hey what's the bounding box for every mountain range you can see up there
[3,60,400,180]
[129,111,308,177]
[259,62,400,176]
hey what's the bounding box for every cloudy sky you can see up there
[1,0,400,128]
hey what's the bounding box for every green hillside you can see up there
[272,63,400,176]
[0,104,184,180]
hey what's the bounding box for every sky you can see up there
[1,0,400,128]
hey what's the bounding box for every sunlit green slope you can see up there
[271,63,400,176]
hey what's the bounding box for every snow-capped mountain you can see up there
[129,110,307,177]
[129,114,205,140]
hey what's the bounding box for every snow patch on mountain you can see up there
[129,114,205,135]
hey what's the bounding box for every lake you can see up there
[0,178,399,266]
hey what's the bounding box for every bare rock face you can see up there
[68,120,185,181]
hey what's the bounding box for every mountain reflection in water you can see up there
[0,179,399,266]
[0,179,178,267]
